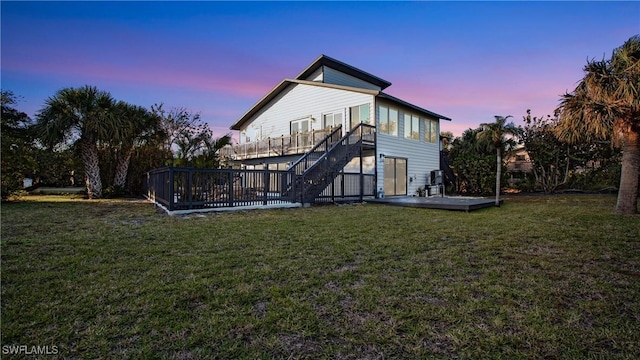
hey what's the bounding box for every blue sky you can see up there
[2,1,638,137]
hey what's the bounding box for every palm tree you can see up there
[477,115,521,206]
[556,35,640,214]
[192,133,233,168]
[112,102,164,189]
[35,86,119,199]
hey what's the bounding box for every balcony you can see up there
[220,127,341,161]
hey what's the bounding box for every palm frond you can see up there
[556,35,640,145]
[477,115,519,149]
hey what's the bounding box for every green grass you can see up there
[1,195,639,359]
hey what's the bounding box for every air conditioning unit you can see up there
[430,170,443,186]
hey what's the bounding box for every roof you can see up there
[295,54,392,90]
[230,55,451,130]
[377,92,451,121]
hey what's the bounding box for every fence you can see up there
[144,167,376,211]
[314,173,375,203]
[144,167,295,211]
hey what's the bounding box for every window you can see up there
[389,108,398,136]
[349,103,371,129]
[378,105,398,136]
[290,118,310,134]
[404,113,419,140]
[424,119,438,143]
[322,112,342,129]
[430,120,438,143]
[291,118,312,148]
[379,106,388,133]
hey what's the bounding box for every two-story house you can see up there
[222,54,451,202]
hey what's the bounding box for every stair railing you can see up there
[288,124,343,175]
[296,123,375,203]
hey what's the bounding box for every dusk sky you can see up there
[2,1,638,138]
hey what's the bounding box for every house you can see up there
[221,54,451,201]
[505,146,533,185]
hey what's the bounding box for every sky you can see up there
[1,1,638,138]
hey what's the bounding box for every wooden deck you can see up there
[367,196,502,212]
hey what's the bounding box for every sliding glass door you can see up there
[383,157,407,196]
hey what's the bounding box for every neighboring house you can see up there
[220,54,451,201]
[505,146,533,185]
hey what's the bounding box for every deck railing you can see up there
[144,166,376,211]
[144,167,295,211]
[219,126,341,160]
[314,173,375,203]
[144,124,377,211]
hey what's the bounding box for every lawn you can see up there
[1,195,639,359]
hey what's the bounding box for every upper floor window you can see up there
[424,119,438,143]
[379,105,398,136]
[323,112,342,129]
[349,103,371,129]
[291,118,310,134]
[404,113,419,140]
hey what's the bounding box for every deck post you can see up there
[168,166,175,211]
[263,166,269,205]
[359,144,364,202]
[187,168,193,209]
[300,173,306,204]
[228,169,234,207]
[289,172,295,203]
[331,173,335,202]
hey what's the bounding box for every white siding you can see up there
[239,83,374,142]
[323,67,382,91]
[375,102,440,196]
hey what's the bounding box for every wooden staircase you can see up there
[284,123,375,204]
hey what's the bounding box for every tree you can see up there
[448,128,497,195]
[477,115,521,206]
[152,104,229,168]
[440,131,454,151]
[111,102,164,190]
[521,110,572,193]
[35,86,120,199]
[1,91,37,199]
[152,104,202,160]
[521,109,621,193]
[556,35,640,214]
[191,133,233,169]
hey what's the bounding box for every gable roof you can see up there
[229,55,451,130]
[295,54,392,90]
[377,92,451,121]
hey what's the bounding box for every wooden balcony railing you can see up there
[219,126,341,161]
